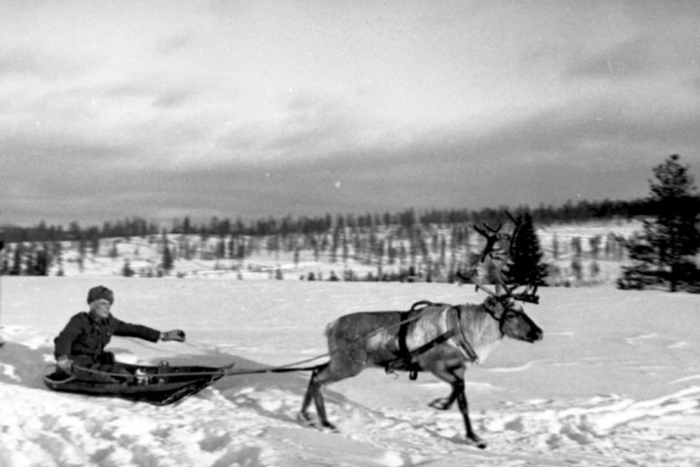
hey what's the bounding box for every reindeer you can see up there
[299,218,543,448]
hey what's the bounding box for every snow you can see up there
[1,276,700,466]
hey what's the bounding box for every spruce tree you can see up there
[161,232,174,273]
[503,212,548,286]
[625,155,700,291]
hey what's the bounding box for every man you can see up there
[54,285,186,382]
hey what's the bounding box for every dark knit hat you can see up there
[87,285,114,304]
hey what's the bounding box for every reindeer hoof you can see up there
[428,398,451,411]
[297,413,338,432]
[297,412,317,428]
[321,420,339,432]
[466,436,487,449]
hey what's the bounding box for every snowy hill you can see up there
[41,219,643,286]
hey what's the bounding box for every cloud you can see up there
[565,27,700,83]
[152,90,193,109]
[155,32,194,56]
[201,90,392,168]
[0,47,95,80]
[6,82,699,227]
[487,100,699,154]
[565,37,659,80]
[3,1,700,226]
[267,93,362,156]
[0,49,47,77]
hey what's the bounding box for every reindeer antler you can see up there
[472,222,510,263]
[501,283,540,304]
[455,269,498,298]
[457,213,540,305]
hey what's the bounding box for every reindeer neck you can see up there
[457,303,504,363]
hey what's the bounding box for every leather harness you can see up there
[387,302,481,380]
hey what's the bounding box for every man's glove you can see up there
[161,329,186,342]
[56,356,74,373]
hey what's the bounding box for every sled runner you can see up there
[43,361,235,406]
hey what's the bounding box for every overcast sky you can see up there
[2,0,700,226]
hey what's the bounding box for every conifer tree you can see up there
[623,155,700,291]
[503,212,548,286]
[161,232,174,273]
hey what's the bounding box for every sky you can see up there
[2,0,700,227]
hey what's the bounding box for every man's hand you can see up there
[56,356,74,373]
[161,329,186,342]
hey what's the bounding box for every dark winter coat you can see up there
[54,311,161,362]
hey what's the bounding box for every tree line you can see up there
[0,208,624,284]
[0,197,668,245]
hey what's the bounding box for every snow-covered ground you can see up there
[1,277,699,466]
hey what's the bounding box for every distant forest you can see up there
[0,197,663,244]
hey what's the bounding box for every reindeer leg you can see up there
[299,363,338,430]
[299,364,327,426]
[455,379,487,449]
[427,360,486,448]
[300,363,326,416]
[427,358,463,410]
[428,381,461,410]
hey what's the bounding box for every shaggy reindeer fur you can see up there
[299,296,543,448]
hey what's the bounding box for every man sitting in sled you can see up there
[54,285,186,383]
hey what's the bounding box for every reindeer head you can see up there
[483,296,543,342]
[458,213,543,343]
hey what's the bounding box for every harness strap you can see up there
[404,328,457,359]
[363,301,441,342]
[387,303,480,380]
[403,307,479,365]
[387,327,462,380]
[397,311,412,373]
[394,301,449,380]
[448,306,480,363]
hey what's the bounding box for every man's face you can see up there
[90,299,112,319]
